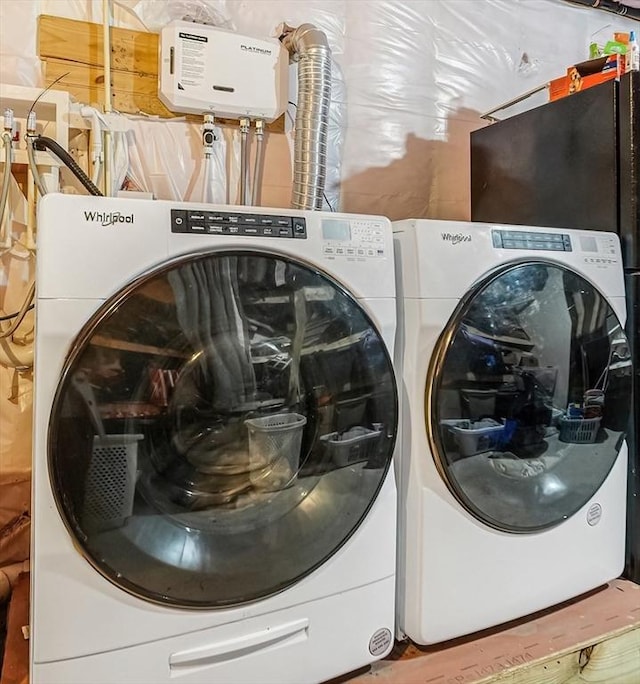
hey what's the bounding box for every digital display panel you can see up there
[322,220,351,241]
[579,236,597,253]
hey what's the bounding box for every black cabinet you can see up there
[471,71,640,584]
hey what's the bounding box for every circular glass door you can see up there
[49,250,397,607]
[429,262,631,532]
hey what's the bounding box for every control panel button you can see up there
[207,213,225,223]
[494,229,572,252]
[171,210,188,233]
[171,209,306,239]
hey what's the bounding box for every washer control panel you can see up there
[492,229,572,252]
[321,218,386,259]
[577,233,620,265]
[171,209,307,238]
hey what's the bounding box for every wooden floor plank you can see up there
[493,628,640,684]
[337,580,640,684]
[3,575,639,684]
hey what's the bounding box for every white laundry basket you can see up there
[245,413,307,490]
[320,426,382,467]
[82,434,143,533]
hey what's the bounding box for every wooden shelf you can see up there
[0,83,70,189]
[90,334,189,359]
[330,579,640,684]
[99,402,163,420]
[302,332,366,356]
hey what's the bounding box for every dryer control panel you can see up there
[492,229,572,252]
[321,218,386,259]
[171,209,307,238]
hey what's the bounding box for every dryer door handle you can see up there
[169,618,310,671]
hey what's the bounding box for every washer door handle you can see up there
[169,618,309,670]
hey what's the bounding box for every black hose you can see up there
[33,136,103,196]
[0,304,35,322]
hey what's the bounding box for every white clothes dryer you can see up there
[32,194,398,683]
[393,219,632,644]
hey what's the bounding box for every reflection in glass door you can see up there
[49,251,397,607]
[429,262,632,532]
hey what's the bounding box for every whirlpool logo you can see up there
[441,232,471,245]
[84,211,134,226]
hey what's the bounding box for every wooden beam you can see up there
[43,58,173,117]
[38,14,157,73]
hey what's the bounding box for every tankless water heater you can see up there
[159,21,289,122]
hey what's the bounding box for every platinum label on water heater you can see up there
[369,628,392,656]
[587,503,602,526]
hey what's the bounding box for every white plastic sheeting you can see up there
[124,117,228,203]
[0,182,34,566]
[2,0,637,217]
[114,0,235,30]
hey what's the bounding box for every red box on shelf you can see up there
[549,54,626,101]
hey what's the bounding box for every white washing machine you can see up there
[393,219,632,644]
[32,194,398,683]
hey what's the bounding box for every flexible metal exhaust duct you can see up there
[281,24,332,211]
